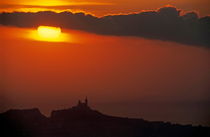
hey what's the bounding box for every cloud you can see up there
[0,3,114,14]
[0,2,114,9]
[0,6,210,47]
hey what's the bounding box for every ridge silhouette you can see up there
[0,99,210,137]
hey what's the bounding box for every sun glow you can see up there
[29,26,69,42]
[38,26,61,39]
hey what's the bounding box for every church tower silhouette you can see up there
[77,97,89,107]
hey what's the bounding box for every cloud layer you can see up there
[0,6,210,47]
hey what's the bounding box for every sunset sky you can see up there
[0,0,210,126]
[0,0,210,16]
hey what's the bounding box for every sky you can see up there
[0,0,210,126]
[0,0,210,16]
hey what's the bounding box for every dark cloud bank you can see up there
[0,6,210,47]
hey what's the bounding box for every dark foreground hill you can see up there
[1,99,210,137]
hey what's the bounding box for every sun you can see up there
[29,25,69,42]
[38,26,61,39]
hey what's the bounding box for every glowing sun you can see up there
[38,26,61,39]
[29,26,69,42]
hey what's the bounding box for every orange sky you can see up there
[0,0,210,16]
[0,0,210,127]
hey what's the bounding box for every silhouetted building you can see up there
[76,97,89,109]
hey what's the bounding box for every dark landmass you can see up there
[0,99,210,137]
[0,6,210,47]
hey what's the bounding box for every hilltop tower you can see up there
[77,97,89,108]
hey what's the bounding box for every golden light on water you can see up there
[29,26,69,42]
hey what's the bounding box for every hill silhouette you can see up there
[0,99,210,137]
